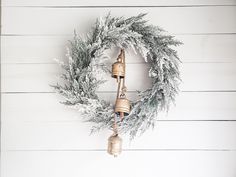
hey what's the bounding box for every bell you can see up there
[115,97,131,118]
[107,134,122,157]
[112,49,125,81]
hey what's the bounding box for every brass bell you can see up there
[107,134,122,157]
[115,96,131,118]
[112,49,125,81]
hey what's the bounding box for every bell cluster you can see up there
[107,49,131,157]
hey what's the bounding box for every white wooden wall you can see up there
[1,1,236,177]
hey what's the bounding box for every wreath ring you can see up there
[53,13,182,139]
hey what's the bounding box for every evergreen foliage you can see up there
[53,13,182,139]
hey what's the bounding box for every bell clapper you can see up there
[120,112,124,120]
[117,76,120,83]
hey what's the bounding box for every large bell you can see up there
[115,97,131,118]
[107,134,122,157]
[112,49,125,80]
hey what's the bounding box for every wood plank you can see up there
[2,151,236,177]
[2,35,236,64]
[2,63,236,92]
[2,6,236,35]
[2,121,236,150]
[2,0,236,6]
[2,92,236,122]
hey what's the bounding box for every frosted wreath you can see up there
[53,13,182,139]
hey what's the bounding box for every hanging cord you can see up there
[120,49,126,120]
[113,113,118,135]
[116,76,122,99]
[113,74,124,134]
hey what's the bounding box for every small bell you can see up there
[107,133,122,157]
[115,85,131,119]
[115,96,131,119]
[112,49,125,82]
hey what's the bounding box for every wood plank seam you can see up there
[3,5,236,8]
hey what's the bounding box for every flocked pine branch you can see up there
[53,13,182,139]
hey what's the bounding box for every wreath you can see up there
[53,13,182,143]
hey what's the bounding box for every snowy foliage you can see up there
[53,13,182,139]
